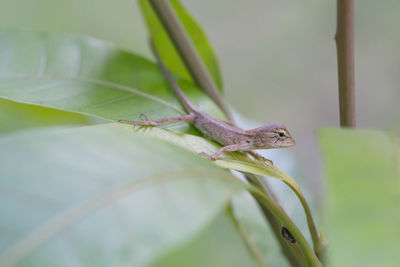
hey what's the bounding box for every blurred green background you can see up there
[1,0,399,198]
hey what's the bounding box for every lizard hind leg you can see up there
[118,113,195,126]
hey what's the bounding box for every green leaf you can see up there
[0,30,223,124]
[0,123,250,267]
[319,128,400,267]
[138,0,223,91]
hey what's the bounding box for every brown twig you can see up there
[335,0,356,127]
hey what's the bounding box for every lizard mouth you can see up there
[271,137,296,148]
[287,138,296,146]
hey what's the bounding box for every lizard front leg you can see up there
[118,113,195,126]
[200,143,250,161]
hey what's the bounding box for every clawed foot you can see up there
[118,118,137,125]
[139,113,149,121]
[118,119,144,128]
[263,158,273,165]
[199,152,218,161]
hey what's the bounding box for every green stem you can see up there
[227,203,269,267]
[149,0,232,120]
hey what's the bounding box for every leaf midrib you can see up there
[0,73,185,118]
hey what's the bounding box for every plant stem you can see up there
[335,0,355,127]
[227,203,269,267]
[149,0,232,120]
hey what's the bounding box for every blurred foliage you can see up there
[0,0,399,266]
[0,0,147,53]
[320,128,400,267]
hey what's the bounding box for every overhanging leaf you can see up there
[138,0,223,91]
[0,123,250,267]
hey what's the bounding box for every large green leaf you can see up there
[138,0,223,91]
[319,128,400,267]
[0,30,223,124]
[0,123,250,267]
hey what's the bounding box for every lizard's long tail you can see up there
[150,40,197,113]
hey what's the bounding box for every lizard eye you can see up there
[279,131,285,137]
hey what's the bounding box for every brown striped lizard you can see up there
[119,47,295,164]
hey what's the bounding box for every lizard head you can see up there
[250,123,296,149]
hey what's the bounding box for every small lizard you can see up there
[119,46,295,163]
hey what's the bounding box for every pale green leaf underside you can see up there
[319,128,400,267]
[0,124,250,267]
[0,30,223,123]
